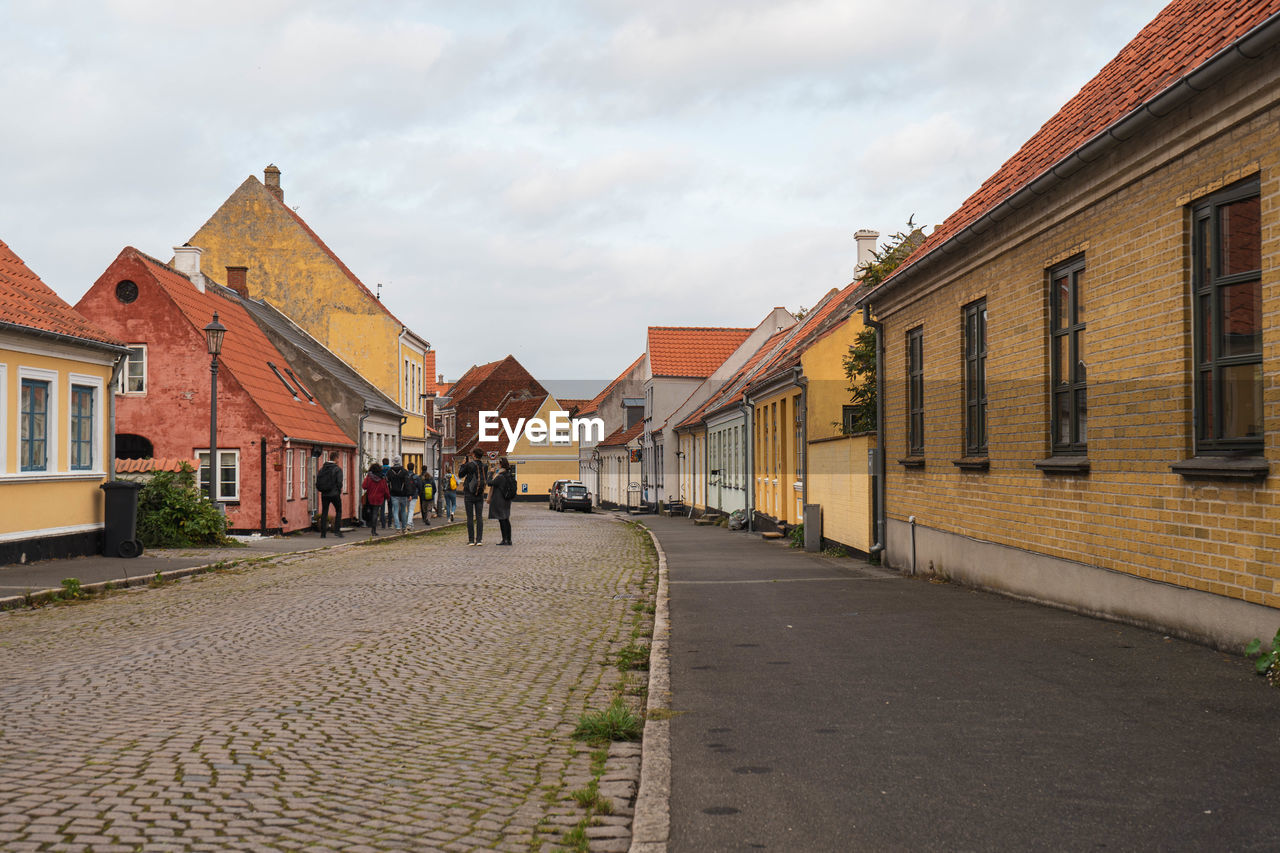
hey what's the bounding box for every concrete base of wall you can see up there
[0,529,102,567]
[885,518,1279,653]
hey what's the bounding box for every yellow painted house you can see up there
[456,392,584,500]
[0,236,129,564]
[185,165,433,472]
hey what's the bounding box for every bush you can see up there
[788,523,804,548]
[136,465,229,548]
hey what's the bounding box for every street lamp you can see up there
[204,312,227,509]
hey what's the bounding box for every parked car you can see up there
[558,482,592,513]
[549,479,574,510]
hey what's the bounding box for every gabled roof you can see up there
[446,354,547,450]
[674,325,794,430]
[131,249,352,447]
[456,393,550,454]
[881,0,1280,289]
[647,326,753,378]
[598,421,644,449]
[237,296,401,419]
[745,280,862,394]
[579,353,646,417]
[0,236,124,350]
[448,358,504,400]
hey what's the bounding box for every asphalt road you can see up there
[645,515,1280,853]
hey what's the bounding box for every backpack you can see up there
[315,463,337,494]
[468,463,486,496]
[502,472,517,501]
[387,466,410,496]
[448,474,458,491]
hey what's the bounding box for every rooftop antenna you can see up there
[376,282,383,300]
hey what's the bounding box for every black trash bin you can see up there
[100,480,143,558]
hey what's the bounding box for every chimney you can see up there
[264,164,283,202]
[854,229,880,272]
[226,266,248,297]
[173,244,207,293]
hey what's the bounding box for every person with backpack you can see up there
[315,451,344,538]
[443,467,457,522]
[361,463,390,536]
[385,455,413,532]
[457,448,488,545]
[414,465,434,527]
[487,457,517,546]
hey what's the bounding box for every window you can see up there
[197,450,240,501]
[1050,258,1087,454]
[1193,179,1262,452]
[286,449,294,500]
[907,327,924,455]
[963,300,988,457]
[20,378,50,472]
[70,385,95,470]
[117,346,146,394]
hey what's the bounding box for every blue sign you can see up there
[521,482,528,493]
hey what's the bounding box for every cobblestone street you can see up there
[0,509,654,852]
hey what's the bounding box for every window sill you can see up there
[1170,456,1269,481]
[898,456,925,469]
[1035,455,1090,474]
[951,457,990,472]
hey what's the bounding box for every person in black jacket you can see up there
[458,449,487,545]
[315,452,344,538]
[487,457,516,545]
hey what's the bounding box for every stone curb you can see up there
[629,521,671,853]
[0,520,465,612]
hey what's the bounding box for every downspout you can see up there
[107,352,127,481]
[797,370,809,510]
[863,304,886,560]
[259,437,268,535]
[358,409,369,523]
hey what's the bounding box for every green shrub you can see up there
[136,465,229,548]
[788,523,804,548]
[1245,627,1280,688]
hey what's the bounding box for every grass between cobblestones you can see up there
[553,521,658,852]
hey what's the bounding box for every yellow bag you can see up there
[424,484,434,500]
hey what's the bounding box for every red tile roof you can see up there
[884,0,1280,287]
[598,421,644,448]
[647,326,753,378]
[674,325,794,430]
[744,281,862,394]
[0,237,124,348]
[579,353,646,417]
[133,249,352,447]
[115,458,192,474]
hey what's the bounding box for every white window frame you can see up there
[68,373,105,474]
[18,366,59,473]
[196,449,240,502]
[116,345,147,395]
[286,448,294,501]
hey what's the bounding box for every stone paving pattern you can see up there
[0,509,652,852]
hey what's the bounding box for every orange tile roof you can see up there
[0,236,124,348]
[133,249,353,447]
[884,0,1280,288]
[674,325,794,430]
[598,421,644,448]
[648,326,753,378]
[116,457,192,474]
[579,353,646,417]
[447,359,503,400]
[745,281,861,393]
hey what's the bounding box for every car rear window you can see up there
[567,486,588,496]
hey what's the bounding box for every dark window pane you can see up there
[1074,331,1087,384]
[1197,217,1212,287]
[1073,269,1085,324]
[1219,279,1261,357]
[1055,391,1070,446]
[1075,388,1087,444]
[1198,293,1212,364]
[1221,363,1263,439]
[1052,275,1068,330]
[1219,195,1261,276]
[1053,336,1067,386]
[1198,370,1214,440]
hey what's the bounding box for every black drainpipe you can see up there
[863,304,886,559]
[260,437,268,535]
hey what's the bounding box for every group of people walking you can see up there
[313,448,516,545]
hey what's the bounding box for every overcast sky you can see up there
[1,0,1168,391]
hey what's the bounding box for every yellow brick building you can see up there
[858,1,1280,649]
[186,166,433,472]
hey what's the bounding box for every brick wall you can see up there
[874,60,1280,610]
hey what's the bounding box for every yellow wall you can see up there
[1,344,115,538]
[753,389,802,524]
[802,315,867,441]
[806,435,876,554]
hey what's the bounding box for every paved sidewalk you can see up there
[0,519,455,608]
[639,514,1280,852]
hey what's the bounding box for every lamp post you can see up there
[204,313,227,510]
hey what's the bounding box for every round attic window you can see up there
[115,280,139,304]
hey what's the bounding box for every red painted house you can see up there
[75,246,355,534]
